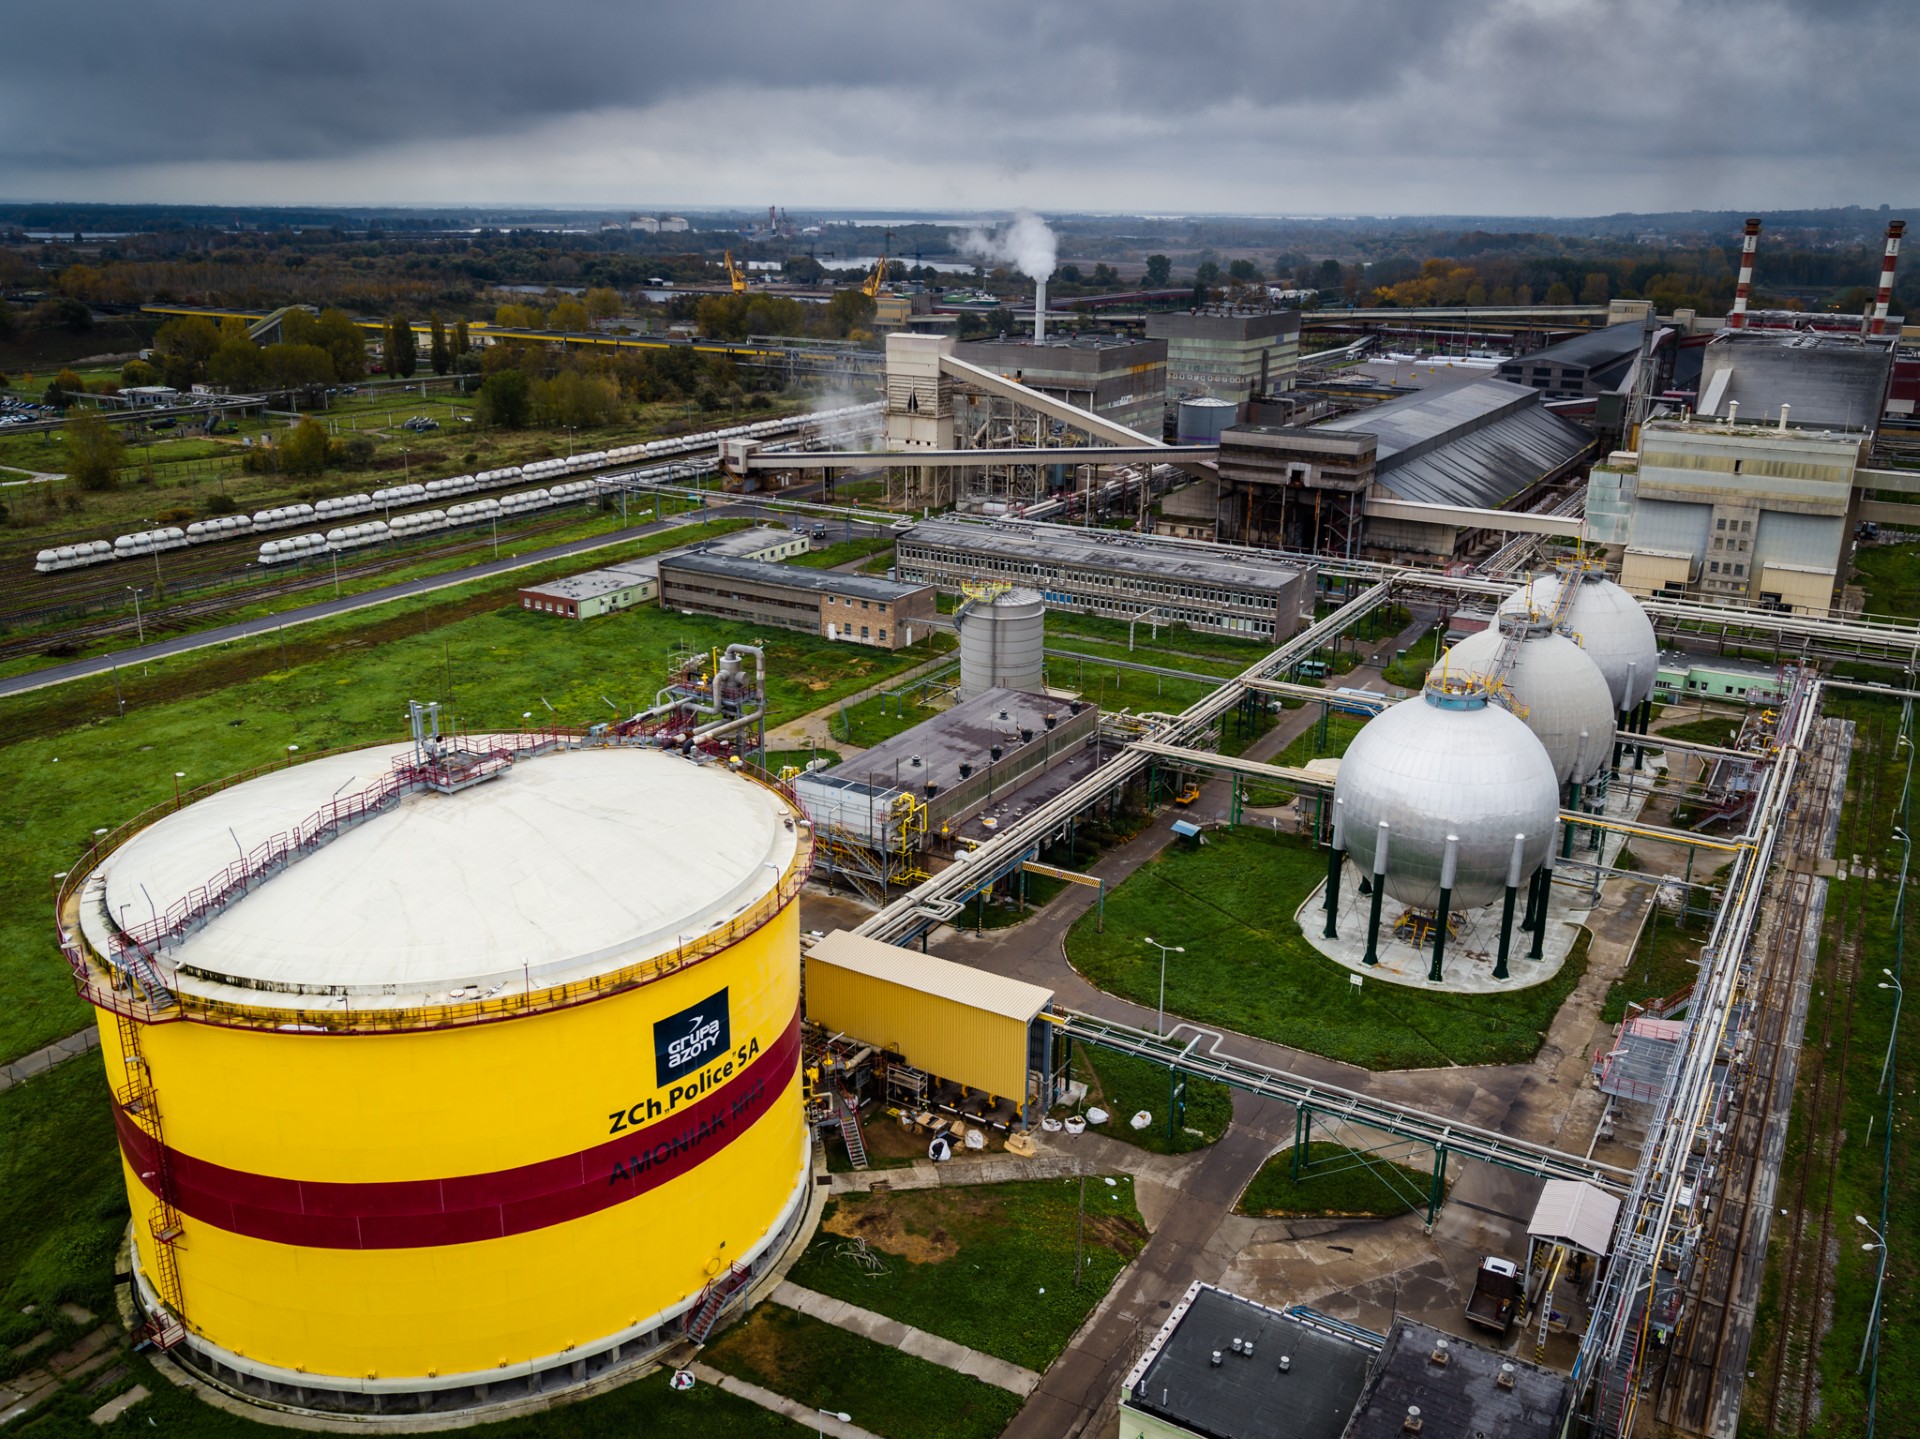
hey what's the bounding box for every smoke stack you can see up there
[1034,278,1047,343]
[1727,218,1761,330]
[1871,220,1905,336]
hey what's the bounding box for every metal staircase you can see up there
[683,1263,750,1344]
[836,1090,871,1171]
[113,1011,187,1350]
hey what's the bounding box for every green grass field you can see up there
[0,587,942,1067]
[1065,827,1589,1070]
[703,1304,1021,1439]
[1236,1142,1430,1218]
[1072,1045,1233,1155]
[785,1178,1147,1372]
[1599,904,1702,1024]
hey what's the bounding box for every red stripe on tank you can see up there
[113,1009,800,1249]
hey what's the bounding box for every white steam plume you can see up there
[959,210,1057,281]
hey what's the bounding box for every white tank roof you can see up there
[1500,569,1657,712]
[85,743,800,1006]
[1441,620,1616,786]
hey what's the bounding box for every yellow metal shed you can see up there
[805,931,1053,1111]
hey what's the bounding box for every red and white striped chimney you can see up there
[1727,217,1762,330]
[1870,220,1905,336]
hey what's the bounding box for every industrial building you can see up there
[1343,1319,1570,1439]
[896,517,1316,639]
[658,552,937,649]
[518,560,658,618]
[1652,652,1794,705]
[954,334,1168,439]
[1496,321,1650,399]
[1611,416,1866,611]
[64,723,813,1414]
[804,930,1063,1126]
[1693,329,1895,432]
[794,686,1098,869]
[687,525,815,562]
[1213,379,1593,558]
[1118,1284,1377,1439]
[1144,309,1302,414]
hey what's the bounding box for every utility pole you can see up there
[1073,1174,1087,1287]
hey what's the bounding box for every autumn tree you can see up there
[584,287,622,321]
[153,315,221,388]
[63,405,123,491]
[279,417,330,475]
[386,314,417,378]
[550,298,590,332]
[453,319,471,356]
[477,369,531,428]
[429,314,451,375]
[1144,254,1172,286]
[312,309,368,381]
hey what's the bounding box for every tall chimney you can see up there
[1034,278,1047,343]
[1871,220,1905,336]
[1727,217,1762,330]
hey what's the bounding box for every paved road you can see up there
[0,506,891,700]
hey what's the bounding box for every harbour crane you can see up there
[723,250,749,295]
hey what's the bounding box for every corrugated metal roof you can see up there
[1317,379,1593,508]
[659,551,929,601]
[808,930,1052,1023]
[1528,1179,1621,1257]
[1503,321,1648,372]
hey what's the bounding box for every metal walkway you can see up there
[1054,1009,1630,1195]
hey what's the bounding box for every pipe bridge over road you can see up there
[1050,1010,1631,1224]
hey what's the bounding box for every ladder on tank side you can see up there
[112,1011,188,1350]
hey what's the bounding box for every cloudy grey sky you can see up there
[3,0,1911,215]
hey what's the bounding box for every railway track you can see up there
[1753,710,1874,1436]
[1646,714,1850,1437]
[0,507,621,663]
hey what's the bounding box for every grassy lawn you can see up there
[1853,543,1920,618]
[1236,1142,1430,1219]
[1652,715,1746,748]
[788,537,895,569]
[703,1304,1020,1439]
[1242,710,1368,807]
[0,590,944,1066]
[1064,828,1589,1070]
[1043,655,1214,714]
[784,1179,1147,1372]
[1071,1045,1233,1155]
[1599,904,1702,1024]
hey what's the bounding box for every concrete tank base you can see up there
[1297,754,1666,994]
[124,1135,815,1429]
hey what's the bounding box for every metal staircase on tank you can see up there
[683,1263,750,1344]
[112,1011,188,1350]
[836,1089,871,1170]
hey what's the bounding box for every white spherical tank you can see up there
[1440,616,1616,788]
[957,586,1046,699]
[1334,679,1561,911]
[1501,567,1658,713]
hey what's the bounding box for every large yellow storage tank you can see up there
[59,737,812,1417]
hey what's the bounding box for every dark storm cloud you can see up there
[1,0,1913,211]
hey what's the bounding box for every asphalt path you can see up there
[0,506,892,700]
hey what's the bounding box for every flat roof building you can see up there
[1119,1284,1376,1439]
[658,552,936,649]
[1343,1319,1569,1439]
[954,334,1168,438]
[518,558,660,619]
[1146,309,1302,414]
[793,686,1099,850]
[687,525,814,563]
[896,517,1316,640]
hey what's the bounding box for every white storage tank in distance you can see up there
[1440,615,1617,788]
[1500,565,1658,714]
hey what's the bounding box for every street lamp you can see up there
[817,1410,851,1436]
[1857,1214,1890,1375]
[1879,969,1903,1093]
[285,744,299,768]
[328,543,341,598]
[126,585,144,645]
[173,771,186,808]
[1143,936,1185,1037]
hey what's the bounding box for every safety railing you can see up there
[57,733,811,1034]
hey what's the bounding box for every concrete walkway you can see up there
[771,1281,1040,1396]
[685,1362,884,1438]
[763,649,957,757]
[0,1026,98,1096]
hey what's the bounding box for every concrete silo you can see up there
[59,735,811,1417]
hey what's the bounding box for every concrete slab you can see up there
[89,1384,149,1425]
[686,1361,885,1438]
[772,1281,1040,1395]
